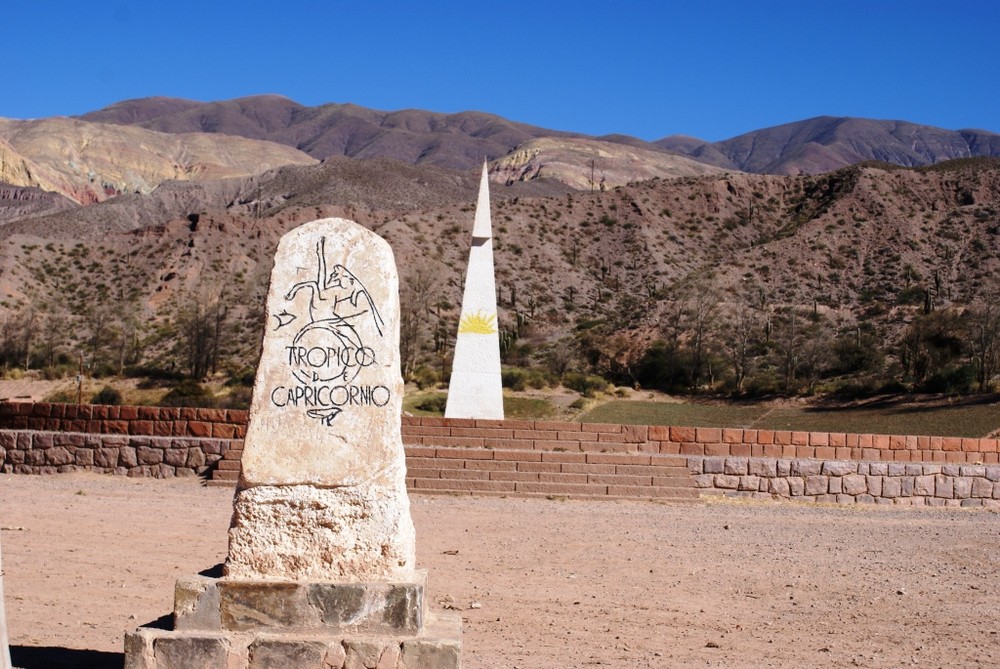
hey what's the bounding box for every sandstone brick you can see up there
[914,475,936,496]
[828,476,842,494]
[721,428,743,444]
[738,475,761,491]
[703,442,729,457]
[668,426,695,442]
[788,477,805,496]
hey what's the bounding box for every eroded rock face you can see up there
[226,218,414,581]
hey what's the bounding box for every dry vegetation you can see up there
[2,156,1000,406]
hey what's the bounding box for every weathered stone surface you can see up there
[804,475,828,495]
[821,461,856,477]
[307,578,424,635]
[842,474,867,496]
[714,474,739,489]
[174,575,222,631]
[703,457,725,474]
[154,634,229,669]
[724,458,748,475]
[791,460,821,476]
[227,480,414,582]
[248,638,330,669]
[239,218,405,489]
[228,219,414,582]
[971,477,993,498]
[914,475,936,496]
[935,475,954,499]
[748,458,777,477]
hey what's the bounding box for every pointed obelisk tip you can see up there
[471,159,492,239]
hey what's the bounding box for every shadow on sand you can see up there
[11,646,122,669]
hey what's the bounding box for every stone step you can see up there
[209,447,700,502]
[408,476,698,500]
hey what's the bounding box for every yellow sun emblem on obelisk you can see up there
[458,310,497,334]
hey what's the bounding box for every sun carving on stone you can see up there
[458,310,497,335]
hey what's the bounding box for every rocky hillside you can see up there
[0,116,317,204]
[1,154,998,395]
[658,117,1000,175]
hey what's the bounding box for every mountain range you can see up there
[1,95,999,393]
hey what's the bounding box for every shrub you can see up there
[159,380,216,408]
[91,386,123,405]
[415,394,447,413]
[562,372,610,397]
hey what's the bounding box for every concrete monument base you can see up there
[124,570,460,669]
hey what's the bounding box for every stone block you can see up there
[866,475,883,496]
[971,477,993,498]
[842,474,867,496]
[776,459,792,476]
[953,477,972,499]
[248,638,331,669]
[935,475,954,499]
[791,460,821,476]
[748,458,777,477]
[804,475,828,496]
[703,457,725,474]
[714,474,739,489]
[738,475,760,491]
[913,475,935,496]
[788,477,804,496]
[882,477,901,498]
[869,463,888,476]
[887,463,906,476]
[692,474,714,488]
[723,458,748,475]
[821,461,856,477]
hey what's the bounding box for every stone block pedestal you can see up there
[125,570,460,669]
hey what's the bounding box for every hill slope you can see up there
[658,117,1000,175]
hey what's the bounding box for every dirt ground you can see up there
[1,474,999,669]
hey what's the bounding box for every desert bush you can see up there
[91,385,123,405]
[159,380,216,408]
[562,372,610,397]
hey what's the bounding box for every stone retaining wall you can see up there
[0,430,233,477]
[688,456,1000,507]
[3,403,1000,506]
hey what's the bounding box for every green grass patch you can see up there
[578,398,1000,438]
[756,403,1000,438]
[503,396,558,419]
[403,390,447,416]
[578,401,766,428]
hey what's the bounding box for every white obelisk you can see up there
[445,161,504,419]
[0,536,11,669]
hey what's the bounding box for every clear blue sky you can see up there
[4,1,998,142]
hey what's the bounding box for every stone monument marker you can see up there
[125,218,460,669]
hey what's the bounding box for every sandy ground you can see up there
[1,474,999,669]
